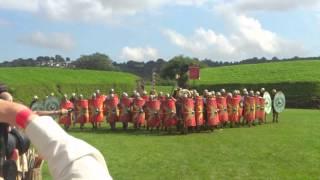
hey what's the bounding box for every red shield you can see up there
[76,99,89,124]
[142,95,150,102]
[245,96,256,122]
[182,98,196,127]
[195,96,204,126]
[59,100,74,125]
[217,97,228,123]
[229,97,241,123]
[132,98,146,125]
[206,97,219,126]
[89,98,104,123]
[238,95,244,120]
[255,97,265,121]
[163,98,177,127]
[119,97,132,123]
[105,95,119,123]
[145,100,161,127]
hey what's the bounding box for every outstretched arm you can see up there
[0,100,112,180]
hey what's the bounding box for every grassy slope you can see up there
[0,67,139,103]
[197,60,320,85]
[42,109,320,179]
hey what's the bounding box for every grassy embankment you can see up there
[194,60,320,108]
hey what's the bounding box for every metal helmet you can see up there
[109,88,115,94]
[122,92,128,97]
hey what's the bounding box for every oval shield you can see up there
[263,92,272,114]
[273,91,286,113]
[44,96,60,111]
[31,101,45,111]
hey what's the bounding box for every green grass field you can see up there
[197,60,320,85]
[0,67,139,103]
[41,109,320,179]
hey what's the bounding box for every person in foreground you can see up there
[0,99,112,180]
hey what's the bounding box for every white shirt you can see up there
[25,116,112,180]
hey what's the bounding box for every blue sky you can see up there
[0,0,319,62]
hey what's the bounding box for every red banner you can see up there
[189,65,200,80]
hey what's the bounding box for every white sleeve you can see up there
[25,116,112,180]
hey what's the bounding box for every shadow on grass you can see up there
[66,126,216,136]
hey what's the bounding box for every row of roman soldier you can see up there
[58,88,267,132]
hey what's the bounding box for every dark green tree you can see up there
[72,53,114,71]
[160,55,205,88]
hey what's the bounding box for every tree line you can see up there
[0,53,319,87]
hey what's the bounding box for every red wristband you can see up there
[16,109,32,129]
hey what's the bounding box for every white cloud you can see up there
[121,46,159,61]
[164,12,305,61]
[18,31,75,51]
[0,0,38,12]
[0,0,210,23]
[216,0,320,12]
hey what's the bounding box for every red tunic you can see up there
[206,97,219,126]
[217,96,228,123]
[59,100,74,125]
[195,96,204,126]
[182,98,196,127]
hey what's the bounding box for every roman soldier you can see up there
[76,94,89,129]
[59,94,74,130]
[206,92,219,131]
[271,89,279,123]
[256,92,266,124]
[119,92,132,130]
[181,93,196,133]
[217,92,228,127]
[163,94,177,131]
[132,93,146,129]
[226,92,233,126]
[89,93,104,129]
[195,93,204,131]
[141,91,150,102]
[158,92,167,130]
[241,89,249,125]
[69,93,77,126]
[229,91,241,127]
[105,89,119,130]
[244,91,256,127]
[145,95,161,131]
[29,95,39,108]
